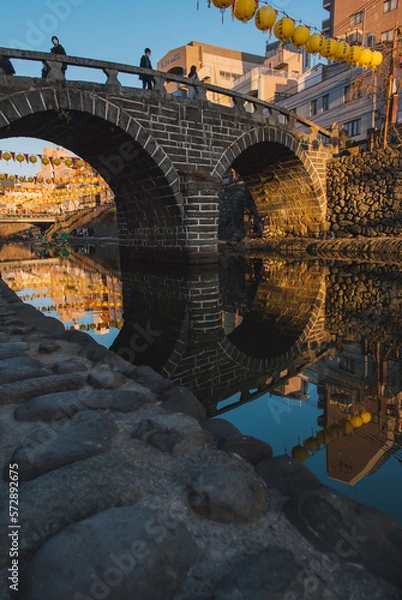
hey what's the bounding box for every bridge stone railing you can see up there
[0,47,335,148]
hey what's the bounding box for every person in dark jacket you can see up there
[139,48,155,90]
[50,36,67,76]
[0,56,15,76]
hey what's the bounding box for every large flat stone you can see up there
[7,410,118,481]
[0,372,87,404]
[14,389,152,422]
[21,506,199,600]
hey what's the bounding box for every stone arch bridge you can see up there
[0,48,336,262]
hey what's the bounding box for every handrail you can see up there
[0,47,334,142]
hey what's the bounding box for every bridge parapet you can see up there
[0,47,336,151]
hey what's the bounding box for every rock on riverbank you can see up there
[0,279,401,600]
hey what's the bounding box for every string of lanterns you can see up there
[0,174,107,185]
[291,409,372,461]
[0,151,87,167]
[206,1,383,70]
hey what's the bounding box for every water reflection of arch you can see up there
[111,258,329,415]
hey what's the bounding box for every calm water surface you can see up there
[1,242,402,525]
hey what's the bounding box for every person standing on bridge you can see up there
[139,48,155,90]
[50,36,67,77]
[187,65,199,99]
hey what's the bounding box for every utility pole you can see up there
[383,22,399,149]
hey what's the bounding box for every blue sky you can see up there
[1,0,327,171]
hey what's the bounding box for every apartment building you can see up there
[323,0,402,47]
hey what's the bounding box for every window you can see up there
[350,11,363,26]
[322,94,329,111]
[346,30,363,45]
[344,118,361,137]
[381,29,394,42]
[340,356,356,373]
[384,0,398,13]
[310,99,317,116]
[344,85,350,103]
[366,32,376,48]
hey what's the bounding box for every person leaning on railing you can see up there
[0,56,15,76]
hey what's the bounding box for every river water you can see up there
[1,241,401,525]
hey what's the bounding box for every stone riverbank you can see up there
[0,278,401,600]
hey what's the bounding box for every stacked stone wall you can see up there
[327,148,402,238]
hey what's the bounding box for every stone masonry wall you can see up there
[327,148,402,238]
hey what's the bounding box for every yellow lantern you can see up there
[29,155,37,163]
[350,415,363,428]
[37,176,43,183]
[320,38,338,59]
[334,41,350,61]
[41,156,50,165]
[341,419,354,434]
[291,445,309,462]
[306,32,324,54]
[211,0,233,7]
[316,430,331,445]
[291,24,310,48]
[16,154,24,163]
[348,45,362,65]
[359,47,373,67]
[75,159,84,167]
[18,176,25,182]
[370,50,383,69]
[65,158,73,167]
[53,157,61,166]
[3,152,11,161]
[0,174,5,180]
[233,0,257,23]
[9,175,15,182]
[28,177,33,182]
[254,5,277,32]
[274,16,295,41]
[360,410,372,424]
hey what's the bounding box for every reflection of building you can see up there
[271,374,309,400]
[308,339,402,485]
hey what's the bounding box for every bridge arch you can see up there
[0,88,185,255]
[214,127,327,237]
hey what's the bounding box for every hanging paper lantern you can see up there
[233,0,258,23]
[274,16,295,41]
[334,41,350,61]
[41,156,50,165]
[370,50,383,70]
[348,45,362,65]
[3,152,11,161]
[53,157,61,166]
[75,159,84,167]
[304,436,320,452]
[16,154,24,163]
[29,155,37,163]
[28,177,34,182]
[306,32,324,54]
[65,158,73,167]
[211,0,233,8]
[18,176,25,182]
[359,47,373,68]
[0,174,5,180]
[316,430,331,445]
[9,175,15,181]
[291,445,309,461]
[341,419,354,434]
[320,38,338,59]
[291,24,310,48]
[254,5,277,31]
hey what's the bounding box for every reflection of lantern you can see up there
[348,45,362,64]
[274,16,295,41]
[341,419,354,434]
[233,0,257,22]
[360,410,372,424]
[350,415,363,428]
[291,445,309,461]
[291,24,310,48]
[359,48,373,67]
[304,437,320,452]
[316,430,331,445]
[306,32,324,54]
[320,38,338,59]
[370,50,383,69]
[211,0,233,7]
[334,41,350,61]
[254,5,277,31]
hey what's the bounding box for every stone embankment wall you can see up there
[327,148,402,238]
[0,280,401,599]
